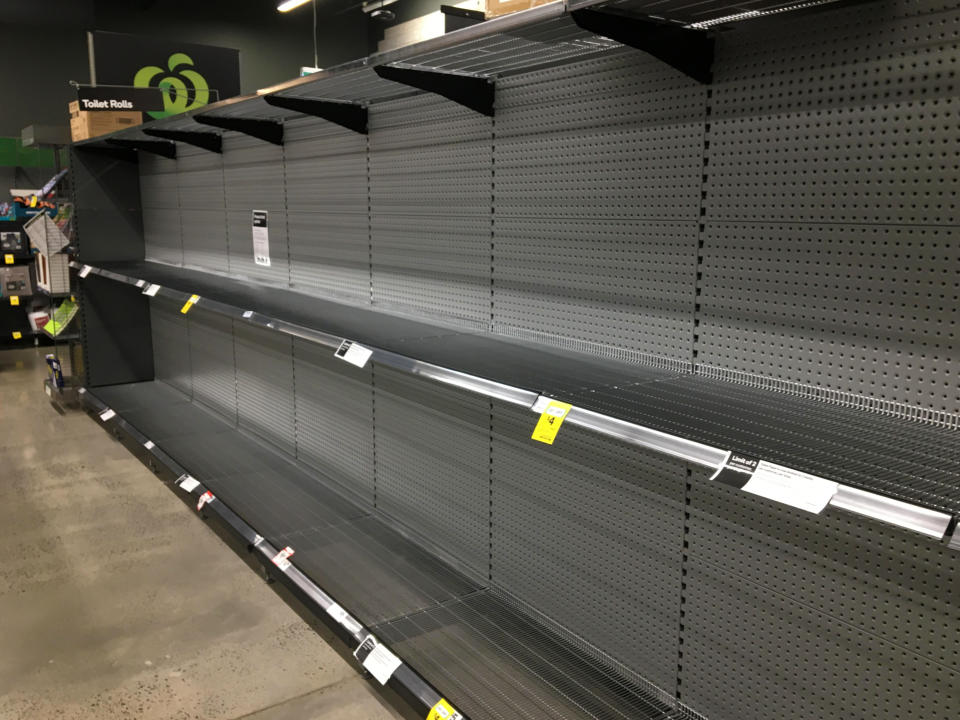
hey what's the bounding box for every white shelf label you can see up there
[242,310,254,319]
[354,636,402,686]
[271,546,295,571]
[252,210,271,267]
[178,475,200,492]
[78,265,92,278]
[99,408,116,422]
[742,461,839,514]
[335,340,373,368]
[143,284,161,297]
[144,440,155,450]
[135,279,146,288]
[196,490,214,511]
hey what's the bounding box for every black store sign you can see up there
[89,31,240,118]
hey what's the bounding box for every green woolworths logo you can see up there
[134,53,210,119]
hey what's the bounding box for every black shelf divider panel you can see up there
[81,380,679,720]
[77,260,960,546]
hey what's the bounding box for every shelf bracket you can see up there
[373,65,495,117]
[262,95,368,135]
[193,115,284,145]
[571,8,714,84]
[104,138,177,159]
[142,128,223,154]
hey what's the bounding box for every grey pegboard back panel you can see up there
[234,322,296,458]
[283,115,370,303]
[293,337,375,507]
[493,218,698,363]
[490,401,686,693]
[492,50,704,363]
[687,479,960,672]
[679,558,960,720]
[370,94,492,323]
[494,51,707,222]
[373,365,490,576]
[139,154,183,266]
[177,144,228,273]
[186,307,237,424]
[283,116,367,215]
[696,223,960,414]
[287,211,370,302]
[698,1,960,416]
[220,133,290,286]
[149,297,192,397]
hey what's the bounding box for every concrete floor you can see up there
[0,347,406,720]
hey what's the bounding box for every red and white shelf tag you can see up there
[271,546,295,571]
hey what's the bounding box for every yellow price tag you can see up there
[29,195,37,208]
[531,400,572,445]
[180,294,200,314]
[426,698,462,720]
[11,331,22,340]
[3,254,12,264]
[10,295,19,306]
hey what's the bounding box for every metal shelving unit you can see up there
[67,1,960,719]
[77,259,960,542]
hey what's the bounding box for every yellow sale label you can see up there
[427,698,462,720]
[531,400,572,445]
[9,295,19,306]
[180,294,200,314]
[11,331,22,340]
[3,254,12,264]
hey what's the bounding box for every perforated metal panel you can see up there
[149,297,192,397]
[293,337,375,507]
[222,134,289,285]
[373,365,490,576]
[139,154,182,266]
[234,322,296,457]
[186,307,237,423]
[177,144,228,272]
[681,473,960,720]
[284,116,369,302]
[490,401,686,693]
[492,50,705,360]
[369,94,492,323]
[697,1,960,413]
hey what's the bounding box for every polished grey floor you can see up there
[0,347,404,720]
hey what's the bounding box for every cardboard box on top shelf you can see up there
[485,0,555,18]
[68,100,142,142]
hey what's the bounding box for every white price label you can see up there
[242,310,254,319]
[78,265,92,278]
[252,210,270,267]
[135,279,146,288]
[335,340,373,368]
[741,461,839,514]
[144,440,155,450]
[143,284,161,297]
[99,408,116,421]
[354,636,402,686]
[178,475,200,492]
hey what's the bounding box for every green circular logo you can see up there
[134,53,210,119]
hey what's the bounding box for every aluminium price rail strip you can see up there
[74,261,960,547]
[80,381,681,720]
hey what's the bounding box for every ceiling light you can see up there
[277,0,311,12]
